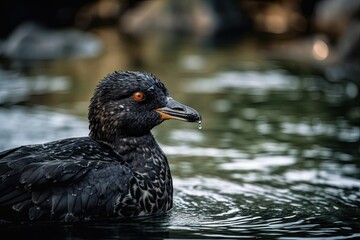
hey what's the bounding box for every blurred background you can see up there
[0,0,360,111]
[0,0,360,239]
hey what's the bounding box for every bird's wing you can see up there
[0,138,132,221]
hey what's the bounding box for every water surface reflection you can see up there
[0,36,359,239]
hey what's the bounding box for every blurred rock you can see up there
[0,22,103,60]
[242,0,308,35]
[315,0,360,37]
[314,0,360,85]
[119,0,251,40]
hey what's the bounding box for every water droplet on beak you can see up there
[197,120,202,130]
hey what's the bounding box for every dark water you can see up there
[1,32,360,239]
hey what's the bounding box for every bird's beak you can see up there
[155,97,201,122]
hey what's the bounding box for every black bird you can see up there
[0,71,201,222]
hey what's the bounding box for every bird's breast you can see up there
[116,151,173,216]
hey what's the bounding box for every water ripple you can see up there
[171,176,360,238]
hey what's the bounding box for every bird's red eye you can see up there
[133,91,146,102]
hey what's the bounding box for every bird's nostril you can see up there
[166,98,187,111]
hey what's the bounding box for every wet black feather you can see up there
[0,71,185,222]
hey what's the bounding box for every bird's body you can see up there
[0,71,200,222]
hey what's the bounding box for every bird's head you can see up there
[88,71,201,143]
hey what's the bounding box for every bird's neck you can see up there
[109,133,167,166]
[113,133,158,155]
